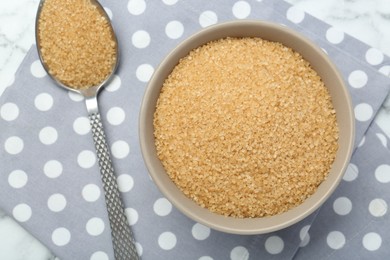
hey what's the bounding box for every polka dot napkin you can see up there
[294,124,390,259]
[1,0,390,259]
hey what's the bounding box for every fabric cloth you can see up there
[0,0,389,259]
[294,124,390,260]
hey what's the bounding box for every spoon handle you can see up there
[88,110,139,260]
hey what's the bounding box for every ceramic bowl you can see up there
[139,20,355,234]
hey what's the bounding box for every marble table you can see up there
[0,0,389,259]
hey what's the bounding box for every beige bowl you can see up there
[139,20,354,234]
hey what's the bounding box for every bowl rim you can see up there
[139,20,355,234]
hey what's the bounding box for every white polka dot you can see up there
[44,160,63,178]
[39,126,58,145]
[165,20,184,39]
[153,197,172,216]
[1,102,19,121]
[265,236,284,255]
[8,169,28,189]
[333,197,352,215]
[12,203,32,222]
[127,0,146,15]
[199,257,213,260]
[326,27,344,44]
[232,1,251,19]
[192,223,211,240]
[77,150,96,169]
[86,217,105,236]
[376,133,388,147]
[117,174,134,192]
[31,60,47,78]
[68,91,84,102]
[369,198,388,217]
[358,136,366,147]
[132,30,151,48]
[354,103,373,122]
[73,117,91,135]
[4,136,24,155]
[35,93,53,111]
[82,184,101,202]
[125,208,139,225]
[326,231,345,250]
[104,7,113,20]
[107,106,125,126]
[299,225,311,247]
[52,227,71,246]
[348,70,368,89]
[105,75,121,92]
[90,251,109,260]
[199,11,218,28]
[230,246,249,260]
[343,163,358,182]
[162,0,178,5]
[158,232,177,250]
[286,6,305,23]
[111,140,130,159]
[135,242,143,256]
[136,64,154,82]
[362,232,382,251]
[365,48,384,65]
[379,65,390,77]
[47,193,67,212]
[375,164,390,183]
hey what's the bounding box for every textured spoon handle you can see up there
[89,112,139,260]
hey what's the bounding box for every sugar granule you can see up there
[38,0,116,89]
[154,37,339,218]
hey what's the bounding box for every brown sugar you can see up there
[38,0,116,89]
[154,37,339,218]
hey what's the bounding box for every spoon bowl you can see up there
[36,0,119,99]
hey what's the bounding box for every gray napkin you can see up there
[293,124,390,260]
[1,0,389,259]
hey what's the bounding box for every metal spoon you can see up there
[35,1,139,259]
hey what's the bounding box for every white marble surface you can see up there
[0,0,389,259]
[0,0,39,96]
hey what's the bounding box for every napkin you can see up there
[293,124,390,259]
[1,0,389,259]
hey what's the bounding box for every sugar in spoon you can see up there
[35,0,139,259]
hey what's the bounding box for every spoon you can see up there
[35,0,139,259]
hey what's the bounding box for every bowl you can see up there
[139,20,355,234]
